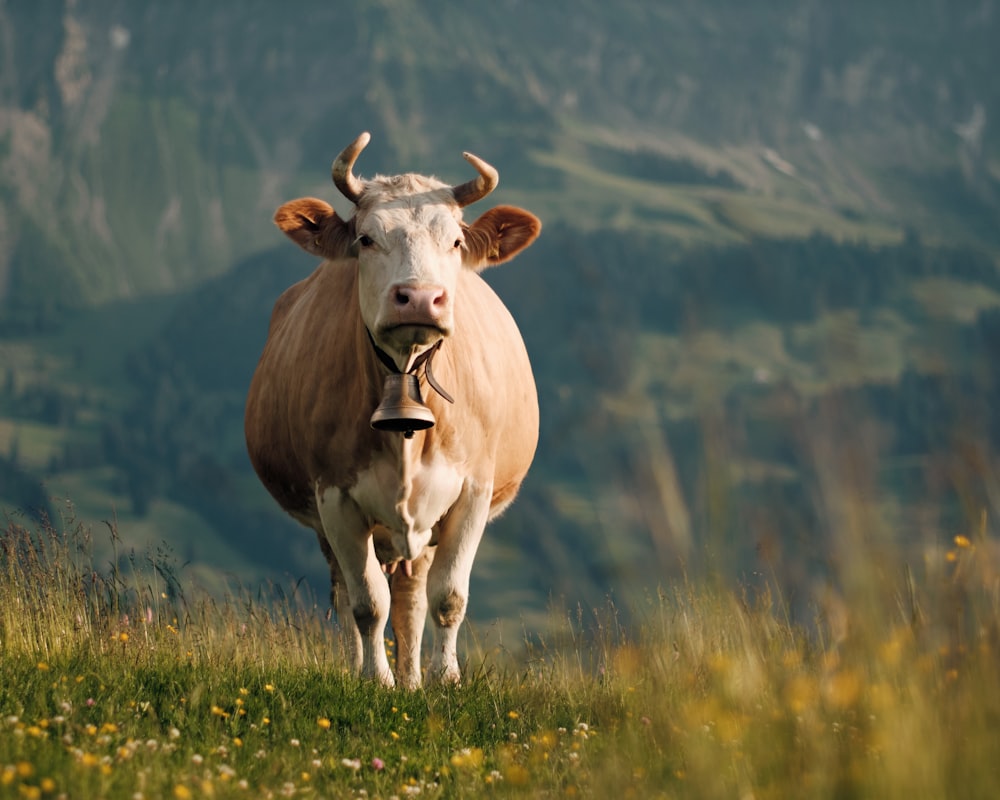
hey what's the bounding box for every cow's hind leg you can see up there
[315,531,362,674]
[427,483,492,684]
[390,548,433,690]
[316,487,394,687]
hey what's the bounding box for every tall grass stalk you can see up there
[2,511,1000,798]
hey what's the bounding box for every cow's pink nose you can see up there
[392,285,447,319]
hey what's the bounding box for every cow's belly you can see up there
[348,450,465,562]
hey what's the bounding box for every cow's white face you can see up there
[272,134,542,372]
[353,179,464,367]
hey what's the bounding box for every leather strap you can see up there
[367,331,455,404]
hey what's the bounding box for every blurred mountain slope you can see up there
[1,1,999,621]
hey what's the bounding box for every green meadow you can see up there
[3,509,999,799]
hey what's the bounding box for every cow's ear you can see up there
[463,206,541,270]
[274,198,354,258]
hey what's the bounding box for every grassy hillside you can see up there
[3,508,1000,798]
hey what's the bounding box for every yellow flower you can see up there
[40,778,57,793]
[264,684,275,693]
[118,632,129,643]
[450,748,484,769]
[36,662,49,671]
[954,534,972,548]
[507,711,519,719]
[506,765,530,786]
[173,785,192,799]
[317,717,332,730]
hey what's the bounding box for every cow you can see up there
[245,132,541,688]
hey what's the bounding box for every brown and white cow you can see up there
[245,132,541,688]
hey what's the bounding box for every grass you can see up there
[2,511,1000,799]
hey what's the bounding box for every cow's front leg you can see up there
[315,531,362,674]
[316,487,393,687]
[390,548,433,690]
[427,482,492,683]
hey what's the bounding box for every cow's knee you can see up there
[352,602,384,636]
[432,590,466,628]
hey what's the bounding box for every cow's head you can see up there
[274,132,541,370]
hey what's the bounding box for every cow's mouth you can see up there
[380,323,449,350]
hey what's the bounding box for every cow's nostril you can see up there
[395,290,409,306]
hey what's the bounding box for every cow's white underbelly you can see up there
[348,448,465,562]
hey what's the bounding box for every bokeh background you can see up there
[2,0,999,633]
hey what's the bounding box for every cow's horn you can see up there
[452,152,499,207]
[332,131,370,204]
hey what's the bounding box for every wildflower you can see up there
[317,717,332,730]
[37,662,49,671]
[290,739,300,748]
[264,684,275,693]
[118,632,129,643]
[505,765,530,786]
[390,731,400,740]
[507,711,519,719]
[372,757,385,771]
[191,754,204,766]
[341,758,362,771]
[450,748,484,769]
[40,778,56,793]
[233,737,243,748]
[173,785,192,799]
[168,728,181,740]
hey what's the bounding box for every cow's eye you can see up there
[358,234,374,248]
[453,239,463,249]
